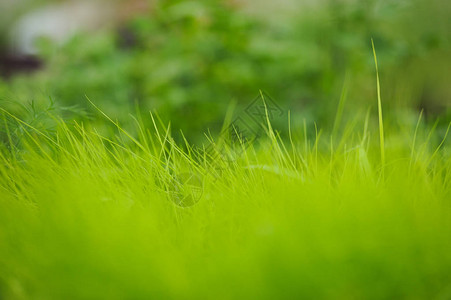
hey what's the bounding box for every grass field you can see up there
[0,88,450,299]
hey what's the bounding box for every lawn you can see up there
[0,88,450,298]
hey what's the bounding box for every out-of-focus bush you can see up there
[1,0,450,141]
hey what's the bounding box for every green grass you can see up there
[0,101,450,299]
[372,39,385,173]
[1,2,450,298]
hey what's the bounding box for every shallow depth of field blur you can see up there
[0,0,450,299]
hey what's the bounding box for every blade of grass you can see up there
[372,39,385,174]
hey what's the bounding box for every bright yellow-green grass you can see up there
[0,99,450,299]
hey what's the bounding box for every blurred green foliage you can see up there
[0,0,450,141]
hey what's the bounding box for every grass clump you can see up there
[0,102,450,299]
